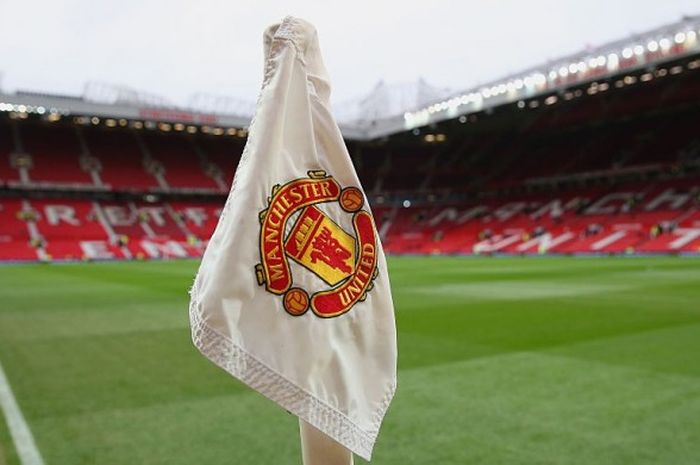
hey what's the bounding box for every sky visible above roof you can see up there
[1,0,698,109]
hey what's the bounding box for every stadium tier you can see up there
[0,198,217,260]
[380,179,700,255]
[1,49,699,261]
[1,176,698,261]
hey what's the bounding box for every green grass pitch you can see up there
[0,256,699,465]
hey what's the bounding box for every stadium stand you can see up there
[1,20,699,261]
[169,201,221,240]
[140,132,221,190]
[0,119,21,184]
[197,136,244,187]
[0,199,37,259]
[378,179,700,255]
[28,199,113,259]
[19,123,93,185]
[85,127,161,190]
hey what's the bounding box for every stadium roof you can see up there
[0,15,699,141]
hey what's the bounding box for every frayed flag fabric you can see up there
[188,16,397,461]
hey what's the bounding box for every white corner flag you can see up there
[188,16,397,462]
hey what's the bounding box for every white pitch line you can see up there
[0,359,44,465]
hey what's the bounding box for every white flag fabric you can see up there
[189,16,397,461]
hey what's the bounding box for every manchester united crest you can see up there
[255,170,379,318]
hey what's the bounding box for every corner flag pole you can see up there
[300,419,354,465]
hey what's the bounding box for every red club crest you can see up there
[255,171,378,318]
